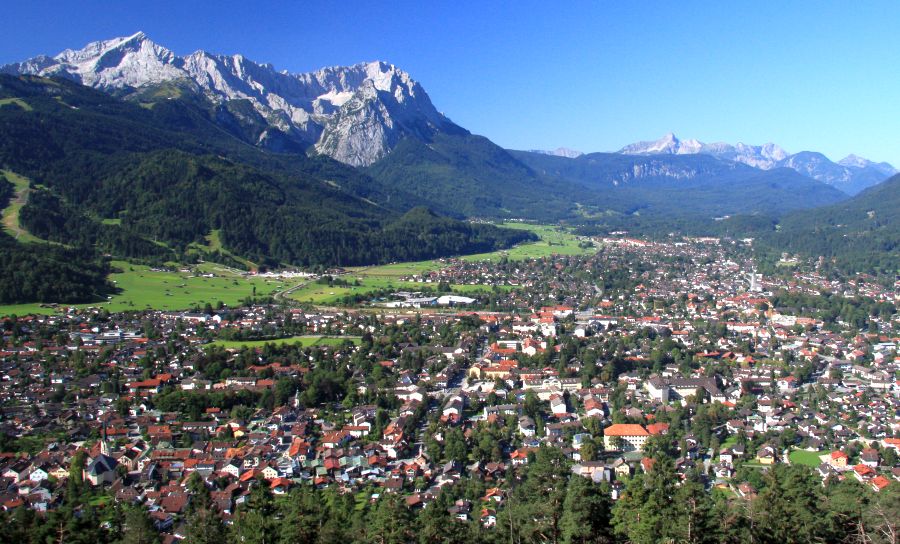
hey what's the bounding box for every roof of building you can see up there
[603,424,649,437]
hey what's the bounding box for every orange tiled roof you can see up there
[604,424,649,437]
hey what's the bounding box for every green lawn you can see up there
[0,262,287,317]
[286,277,421,304]
[99,262,286,311]
[789,449,823,467]
[1,170,44,243]
[207,335,361,349]
[346,259,444,278]
[88,495,111,507]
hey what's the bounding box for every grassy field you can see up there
[1,170,44,243]
[207,335,361,349]
[789,449,823,467]
[0,262,287,317]
[271,223,588,305]
[459,223,594,262]
[347,260,444,278]
[346,223,593,277]
[187,229,257,270]
[284,275,508,305]
[0,98,33,111]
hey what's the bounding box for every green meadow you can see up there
[347,223,593,277]
[2,170,44,243]
[207,335,361,349]
[0,98,33,111]
[284,275,510,305]
[459,222,594,262]
[0,262,285,317]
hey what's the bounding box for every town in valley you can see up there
[2,233,898,542]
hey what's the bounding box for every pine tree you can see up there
[367,494,413,544]
[184,507,226,544]
[612,455,679,544]
[278,487,322,544]
[560,476,614,544]
[503,446,570,544]
[416,493,469,544]
[230,480,276,544]
[672,477,718,544]
[120,506,159,544]
[756,464,833,543]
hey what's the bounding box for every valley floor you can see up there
[0,223,593,316]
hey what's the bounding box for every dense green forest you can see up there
[767,173,900,277]
[0,231,113,304]
[0,446,896,544]
[367,134,590,220]
[0,175,113,303]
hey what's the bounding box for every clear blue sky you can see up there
[2,1,898,165]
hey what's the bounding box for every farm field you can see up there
[348,223,594,277]
[347,260,444,278]
[206,335,361,349]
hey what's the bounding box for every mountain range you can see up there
[5,32,894,199]
[1,32,898,302]
[2,31,461,167]
[617,132,896,195]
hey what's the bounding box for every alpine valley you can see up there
[0,32,898,304]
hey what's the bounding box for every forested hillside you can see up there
[0,75,534,302]
[769,173,900,276]
[367,134,590,220]
[512,150,849,217]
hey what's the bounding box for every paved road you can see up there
[274,279,313,302]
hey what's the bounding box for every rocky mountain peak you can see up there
[529,147,584,158]
[2,33,459,166]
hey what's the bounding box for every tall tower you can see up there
[100,421,110,457]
